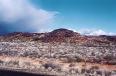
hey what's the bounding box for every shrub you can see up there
[90,66,99,70]
[0,60,4,64]
[104,71,111,76]
[8,61,19,66]
[81,69,86,74]
[60,56,83,63]
[42,63,61,71]
[96,71,102,76]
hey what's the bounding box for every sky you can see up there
[0,0,116,35]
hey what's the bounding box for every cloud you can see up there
[78,29,115,36]
[0,0,57,34]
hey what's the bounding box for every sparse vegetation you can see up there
[0,29,115,76]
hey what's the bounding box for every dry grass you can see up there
[0,55,115,76]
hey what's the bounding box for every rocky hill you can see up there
[0,28,116,76]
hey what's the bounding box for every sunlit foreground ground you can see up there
[0,56,116,76]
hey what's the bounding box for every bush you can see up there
[0,60,4,64]
[60,56,83,63]
[104,71,111,76]
[8,61,19,66]
[42,63,61,71]
[103,55,113,60]
[96,71,102,76]
[90,66,99,70]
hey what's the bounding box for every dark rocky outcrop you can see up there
[48,28,79,37]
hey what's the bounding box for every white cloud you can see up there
[0,0,57,33]
[78,29,115,36]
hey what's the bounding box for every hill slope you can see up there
[0,28,116,76]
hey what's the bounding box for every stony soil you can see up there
[0,28,115,76]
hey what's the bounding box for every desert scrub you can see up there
[69,68,79,74]
[6,61,19,67]
[21,51,40,58]
[42,63,61,72]
[96,70,102,76]
[90,66,99,70]
[0,60,4,65]
[104,71,112,76]
[81,68,86,74]
[59,56,83,63]
[69,63,75,67]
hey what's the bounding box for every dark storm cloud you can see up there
[0,0,57,34]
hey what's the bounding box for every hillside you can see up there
[0,28,116,76]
